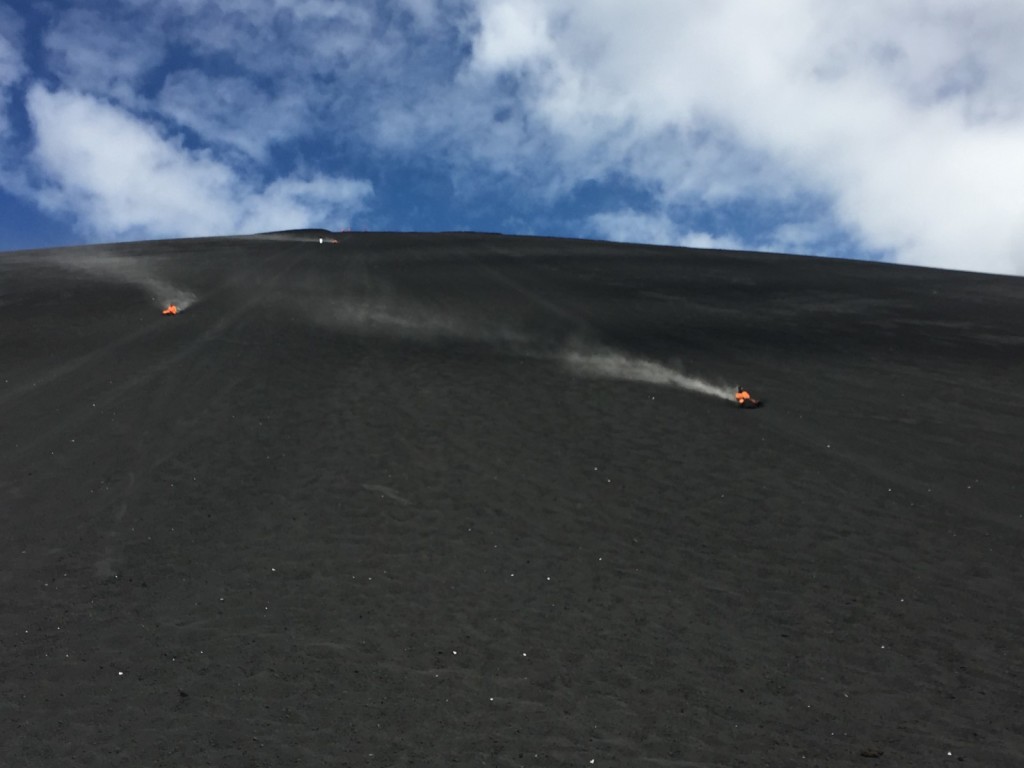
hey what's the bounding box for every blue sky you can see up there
[1,1,1022,275]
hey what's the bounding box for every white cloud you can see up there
[0,6,25,136]
[589,209,745,251]
[398,0,443,29]
[471,2,553,71]
[676,230,746,252]
[110,0,453,156]
[26,86,371,240]
[0,24,21,88]
[237,174,374,233]
[158,70,311,159]
[465,0,1024,274]
[121,0,385,77]
[43,9,165,105]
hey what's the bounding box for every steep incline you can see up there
[2,233,1023,766]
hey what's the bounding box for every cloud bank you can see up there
[465,0,1024,273]
[1,0,1022,274]
[26,86,371,241]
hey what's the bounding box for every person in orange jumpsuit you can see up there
[735,387,760,408]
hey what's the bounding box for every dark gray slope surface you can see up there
[2,233,1023,767]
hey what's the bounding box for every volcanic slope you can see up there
[2,232,1023,767]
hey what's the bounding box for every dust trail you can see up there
[308,295,530,347]
[50,253,197,311]
[311,296,732,398]
[292,274,732,396]
[562,346,734,400]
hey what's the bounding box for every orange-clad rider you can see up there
[735,387,760,408]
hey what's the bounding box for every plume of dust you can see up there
[295,288,732,399]
[563,347,734,400]
[50,252,197,311]
[309,295,529,346]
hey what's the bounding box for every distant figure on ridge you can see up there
[735,387,761,408]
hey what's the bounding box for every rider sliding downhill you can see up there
[735,387,761,409]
